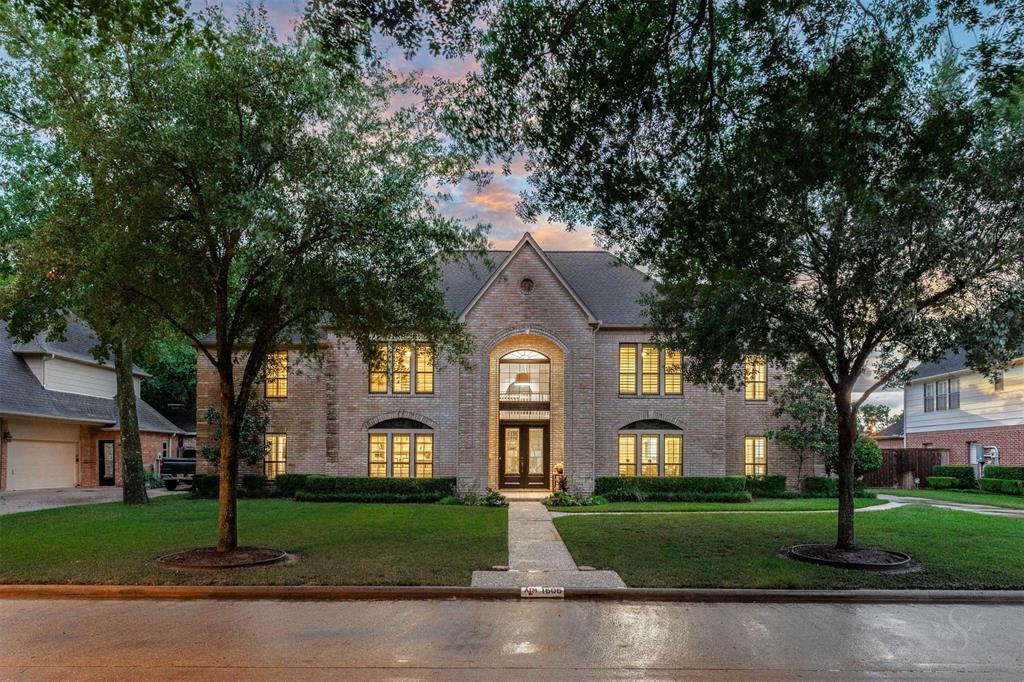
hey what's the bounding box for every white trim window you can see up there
[617,431,683,477]
[367,431,434,478]
[369,343,434,395]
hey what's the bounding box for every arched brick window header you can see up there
[368,417,432,430]
[619,419,682,431]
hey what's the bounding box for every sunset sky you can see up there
[209,0,598,251]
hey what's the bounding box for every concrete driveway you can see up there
[1,598,1021,679]
[0,486,182,515]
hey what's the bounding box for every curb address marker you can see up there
[521,586,565,598]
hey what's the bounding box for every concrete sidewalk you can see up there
[471,501,625,588]
[878,494,1024,519]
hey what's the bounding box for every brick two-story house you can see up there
[1,318,185,491]
[905,348,1024,474]
[196,234,819,493]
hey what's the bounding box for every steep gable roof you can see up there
[9,316,149,376]
[441,234,655,326]
[0,320,181,432]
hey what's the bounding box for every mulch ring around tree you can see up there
[786,544,915,572]
[154,547,292,570]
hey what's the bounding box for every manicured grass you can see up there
[554,506,1024,589]
[0,496,506,586]
[548,498,886,513]
[872,487,1024,510]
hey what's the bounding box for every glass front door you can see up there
[499,423,549,488]
[99,440,116,486]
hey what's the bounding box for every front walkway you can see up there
[471,502,625,588]
[0,487,181,515]
[879,494,1024,520]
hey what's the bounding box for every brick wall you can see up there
[906,426,1024,467]
[78,428,173,486]
[191,241,820,493]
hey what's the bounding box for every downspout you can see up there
[902,382,908,449]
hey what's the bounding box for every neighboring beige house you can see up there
[0,319,184,491]
[196,233,821,493]
[904,349,1024,475]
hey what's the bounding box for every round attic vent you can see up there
[520,277,535,294]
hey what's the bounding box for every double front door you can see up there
[499,423,549,488]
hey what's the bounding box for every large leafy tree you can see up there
[321,0,1024,549]
[2,6,484,551]
[1,29,160,504]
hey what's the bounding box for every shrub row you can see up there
[191,474,282,499]
[979,478,1024,495]
[926,476,958,489]
[745,475,789,498]
[931,465,976,489]
[301,476,456,502]
[982,466,1024,481]
[295,491,452,503]
[594,476,750,502]
[802,477,872,498]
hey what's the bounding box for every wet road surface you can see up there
[2,598,1021,680]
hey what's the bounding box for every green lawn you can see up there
[554,506,1024,589]
[872,488,1024,510]
[548,498,886,513]
[0,496,506,586]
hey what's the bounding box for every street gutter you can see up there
[2,584,1024,604]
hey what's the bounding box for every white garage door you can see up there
[5,420,79,491]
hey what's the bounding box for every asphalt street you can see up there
[2,598,1022,680]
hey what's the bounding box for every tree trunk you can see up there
[834,387,858,550]
[114,340,149,505]
[216,377,239,552]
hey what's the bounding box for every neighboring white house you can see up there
[904,349,1024,474]
[1,318,184,491]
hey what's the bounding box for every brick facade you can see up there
[906,426,1024,467]
[195,238,823,493]
[77,428,176,487]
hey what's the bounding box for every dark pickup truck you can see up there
[159,448,197,490]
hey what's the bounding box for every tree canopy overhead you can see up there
[316,0,1024,549]
[2,4,486,549]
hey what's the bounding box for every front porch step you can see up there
[500,490,550,501]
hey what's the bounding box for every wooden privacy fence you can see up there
[862,449,948,489]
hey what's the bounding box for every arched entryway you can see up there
[488,334,565,490]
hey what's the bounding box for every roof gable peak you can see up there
[457,233,599,324]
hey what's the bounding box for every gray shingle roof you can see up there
[7,316,148,375]
[441,249,655,325]
[914,345,1024,381]
[0,321,181,433]
[876,414,904,438]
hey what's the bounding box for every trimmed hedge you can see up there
[979,478,1024,495]
[191,473,219,498]
[745,475,788,498]
[298,476,456,502]
[982,466,1024,481]
[802,477,872,498]
[273,474,311,497]
[931,465,976,489]
[241,474,267,492]
[594,476,750,503]
[926,476,958,489]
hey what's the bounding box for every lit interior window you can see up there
[264,434,287,479]
[265,351,288,398]
[393,344,412,393]
[619,344,637,395]
[415,434,433,478]
[370,344,389,393]
[369,434,387,477]
[664,349,683,395]
[744,436,767,476]
[664,435,682,476]
[392,434,411,477]
[416,345,434,393]
[617,434,636,476]
[744,356,767,401]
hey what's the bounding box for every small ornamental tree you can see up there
[201,399,271,469]
[2,7,485,551]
